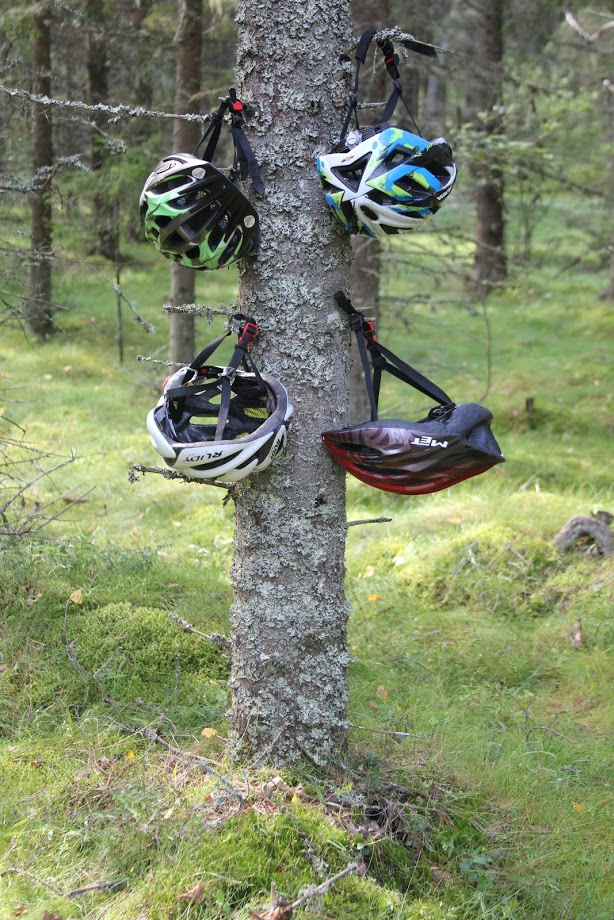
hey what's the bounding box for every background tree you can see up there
[169,0,203,365]
[471,0,507,291]
[86,0,117,261]
[229,0,354,763]
[26,2,54,339]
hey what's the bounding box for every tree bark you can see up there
[230,0,353,764]
[26,5,54,339]
[472,0,507,290]
[169,0,203,365]
[86,0,117,261]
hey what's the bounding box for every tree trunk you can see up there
[26,5,54,339]
[169,0,203,365]
[230,0,353,764]
[472,0,507,290]
[601,77,614,300]
[86,0,117,261]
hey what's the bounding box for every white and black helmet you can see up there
[147,317,293,483]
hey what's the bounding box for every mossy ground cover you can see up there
[0,219,612,918]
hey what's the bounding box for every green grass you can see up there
[1,208,613,918]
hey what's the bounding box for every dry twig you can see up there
[250,860,363,919]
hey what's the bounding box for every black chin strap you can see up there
[334,291,454,421]
[193,88,264,194]
[165,314,265,441]
[339,27,433,149]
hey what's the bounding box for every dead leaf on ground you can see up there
[69,589,83,605]
[41,912,62,920]
[177,882,206,903]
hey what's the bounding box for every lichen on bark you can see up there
[229,0,354,763]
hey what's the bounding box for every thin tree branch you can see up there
[65,879,128,898]
[0,83,212,125]
[250,860,363,919]
[167,612,231,654]
[347,517,392,527]
[0,867,63,897]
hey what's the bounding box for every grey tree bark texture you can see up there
[169,0,202,365]
[472,0,507,289]
[230,0,354,764]
[27,4,54,339]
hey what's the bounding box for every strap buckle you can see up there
[218,365,237,382]
[237,320,259,349]
[363,319,377,342]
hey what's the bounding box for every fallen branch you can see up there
[66,879,128,898]
[0,867,63,897]
[554,515,613,556]
[1,867,128,900]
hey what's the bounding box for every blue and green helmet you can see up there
[316,127,457,238]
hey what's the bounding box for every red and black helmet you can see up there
[322,293,505,495]
[323,404,503,495]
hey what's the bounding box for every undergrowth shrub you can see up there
[396,523,610,619]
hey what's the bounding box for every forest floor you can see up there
[1,211,613,919]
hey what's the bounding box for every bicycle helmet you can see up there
[323,404,504,495]
[147,317,293,483]
[140,89,263,270]
[322,293,504,495]
[316,28,457,238]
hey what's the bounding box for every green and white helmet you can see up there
[139,153,260,270]
[140,89,263,270]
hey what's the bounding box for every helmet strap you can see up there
[165,315,265,442]
[339,28,428,148]
[193,89,265,194]
[334,291,454,421]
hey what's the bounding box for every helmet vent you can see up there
[154,176,186,195]
[185,204,218,236]
[332,154,370,191]
[218,228,242,266]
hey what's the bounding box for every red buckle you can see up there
[231,100,244,113]
[238,321,259,347]
[363,320,377,342]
